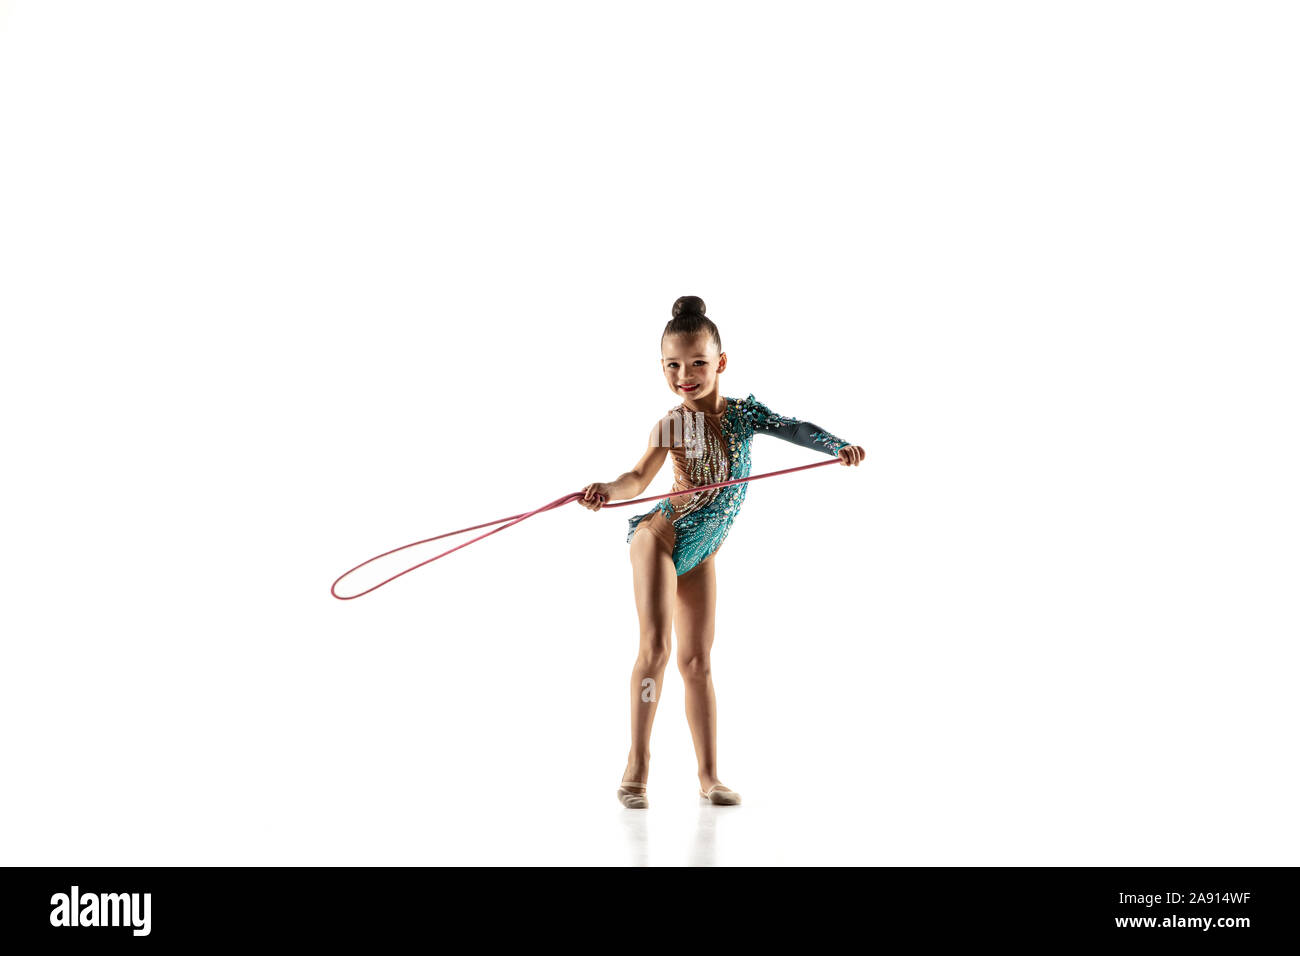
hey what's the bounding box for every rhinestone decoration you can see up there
[626,394,849,576]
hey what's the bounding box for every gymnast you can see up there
[578,296,864,808]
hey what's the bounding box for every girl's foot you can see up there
[698,779,741,806]
[619,759,649,808]
[617,779,649,809]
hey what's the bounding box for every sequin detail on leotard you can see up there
[626,393,850,576]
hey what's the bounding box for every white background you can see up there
[1,1,1296,866]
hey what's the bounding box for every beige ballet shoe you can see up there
[699,784,741,806]
[617,781,649,809]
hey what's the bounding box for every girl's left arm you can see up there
[743,393,864,464]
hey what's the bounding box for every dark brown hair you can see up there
[662,295,722,354]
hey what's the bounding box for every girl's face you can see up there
[661,332,726,402]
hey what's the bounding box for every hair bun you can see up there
[672,295,706,318]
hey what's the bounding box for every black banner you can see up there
[1,866,1295,945]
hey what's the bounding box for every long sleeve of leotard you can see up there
[740,393,851,457]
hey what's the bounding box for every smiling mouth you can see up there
[678,384,699,391]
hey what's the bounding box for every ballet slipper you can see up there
[617,781,649,809]
[699,784,741,806]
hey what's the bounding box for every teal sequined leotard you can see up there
[626,393,850,576]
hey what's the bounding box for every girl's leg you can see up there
[623,526,677,789]
[674,552,730,794]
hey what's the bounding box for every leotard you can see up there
[626,393,850,576]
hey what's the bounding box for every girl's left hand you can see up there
[837,445,865,466]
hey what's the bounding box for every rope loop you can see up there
[331,457,844,600]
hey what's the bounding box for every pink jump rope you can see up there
[331,457,847,600]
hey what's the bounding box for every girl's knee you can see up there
[637,643,672,673]
[677,653,711,682]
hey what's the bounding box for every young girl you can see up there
[580,296,864,809]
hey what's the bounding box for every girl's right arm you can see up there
[580,420,672,511]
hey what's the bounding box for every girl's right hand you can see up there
[579,482,611,511]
